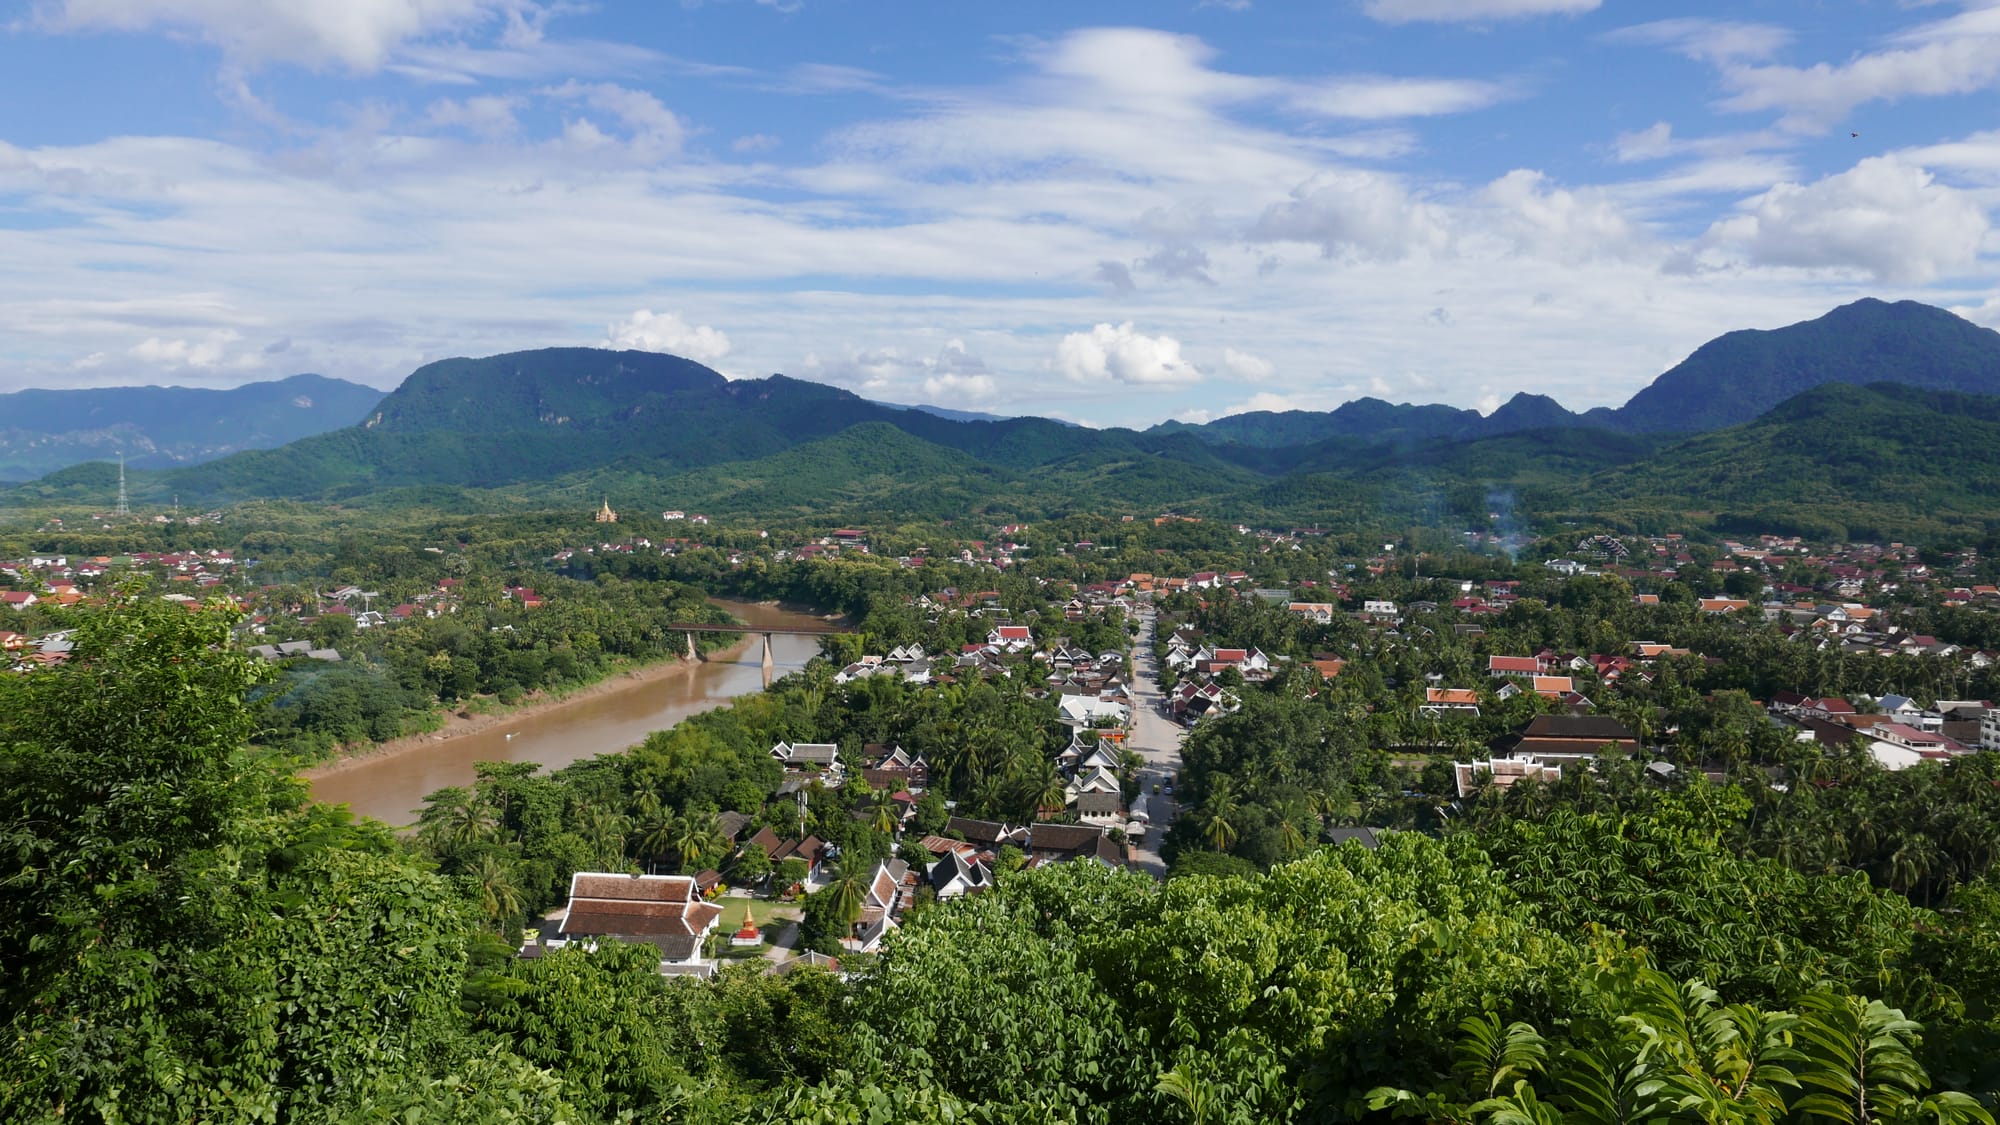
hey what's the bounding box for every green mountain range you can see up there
[7,299,2000,541]
[0,374,385,482]
[1150,298,2000,445]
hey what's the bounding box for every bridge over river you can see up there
[664,620,858,677]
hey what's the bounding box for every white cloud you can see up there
[1699,157,1990,283]
[1362,0,1599,25]
[1248,171,1448,260]
[922,371,997,403]
[604,310,732,363]
[1221,347,1274,381]
[1613,122,1676,163]
[127,328,256,370]
[427,95,521,140]
[732,133,781,154]
[1721,47,2000,133]
[1057,323,1201,385]
[2,21,1989,420]
[1286,76,1511,120]
[1218,391,1307,416]
[1480,169,1638,262]
[796,339,1002,404]
[1608,19,1792,65]
[35,0,517,71]
[1622,7,2000,133]
[542,81,684,154]
[1898,130,2000,177]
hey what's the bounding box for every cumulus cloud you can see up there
[1248,171,1447,260]
[1219,391,1309,417]
[604,310,731,363]
[1699,157,1989,283]
[922,371,997,403]
[922,339,998,402]
[1221,347,1274,381]
[35,0,517,71]
[1362,0,1599,25]
[1057,323,1201,385]
[798,339,1001,403]
[1481,169,1638,262]
[128,328,257,370]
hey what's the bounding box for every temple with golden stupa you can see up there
[728,905,762,947]
[594,497,618,523]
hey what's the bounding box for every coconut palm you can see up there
[579,803,629,867]
[674,811,724,873]
[1277,817,1306,857]
[871,796,899,836]
[417,786,496,858]
[469,852,523,933]
[639,810,679,874]
[824,867,866,931]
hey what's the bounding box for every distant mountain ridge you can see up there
[1152,298,2000,445]
[1611,299,2000,432]
[0,373,385,481]
[7,298,2000,542]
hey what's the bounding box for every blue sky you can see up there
[2,0,1997,427]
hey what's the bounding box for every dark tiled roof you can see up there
[1027,823,1108,855]
[1520,715,1637,742]
[946,816,1012,845]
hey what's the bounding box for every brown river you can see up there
[307,601,830,825]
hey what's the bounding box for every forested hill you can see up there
[9,321,2000,542]
[1613,299,2000,432]
[1574,383,2000,540]
[0,373,384,480]
[1151,298,2000,446]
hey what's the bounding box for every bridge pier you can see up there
[685,632,698,662]
[760,633,774,686]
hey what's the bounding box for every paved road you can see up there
[1125,606,1186,879]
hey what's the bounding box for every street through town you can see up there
[1125,606,1186,879]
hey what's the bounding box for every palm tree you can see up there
[823,867,866,938]
[674,811,722,873]
[639,810,679,875]
[579,803,629,868]
[1200,800,1232,844]
[469,853,523,933]
[417,786,496,858]
[870,796,899,836]
[1031,761,1069,819]
[1199,777,1241,852]
[1277,817,1306,857]
[630,785,663,825]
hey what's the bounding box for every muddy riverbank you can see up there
[305,600,832,825]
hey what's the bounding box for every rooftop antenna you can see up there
[115,454,129,517]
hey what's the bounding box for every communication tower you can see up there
[115,455,129,517]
